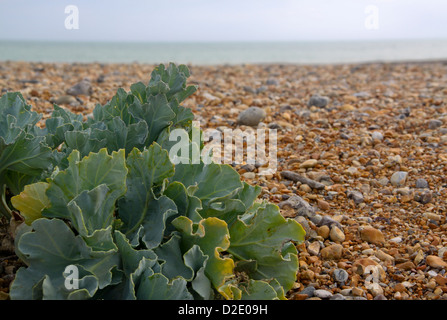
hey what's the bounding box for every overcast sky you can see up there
[0,0,446,42]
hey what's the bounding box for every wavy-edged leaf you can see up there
[118,144,175,242]
[228,203,305,293]
[11,182,50,225]
[172,216,234,297]
[136,273,193,300]
[171,162,243,212]
[128,94,176,146]
[10,218,120,300]
[43,148,127,220]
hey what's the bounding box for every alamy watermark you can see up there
[65,5,79,30]
[364,5,379,30]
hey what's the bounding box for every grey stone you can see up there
[51,95,79,106]
[371,131,383,142]
[390,171,408,187]
[308,94,330,108]
[237,107,266,126]
[330,293,346,300]
[280,171,326,190]
[318,215,343,230]
[428,119,443,130]
[347,190,364,204]
[314,289,333,299]
[415,178,429,189]
[66,78,92,96]
[300,286,316,297]
[266,78,279,86]
[414,189,432,204]
[278,194,316,218]
[333,269,349,284]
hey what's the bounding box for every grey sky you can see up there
[0,0,446,42]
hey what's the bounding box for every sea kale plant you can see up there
[1,63,305,300]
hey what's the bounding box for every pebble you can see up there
[307,241,321,256]
[390,236,403,243]
[237,106,266,126]
[359,226,385,245]
[314,289,333,299]
[321,244,343,260]
[390,171,408,187]
[242,172,256,179]
[308,94,330,108]
[426,255,447,269]
[333,269,349,283]
[375,250,394,264]
[371,131,384,142]
[330,293,346,300]
[300,286,316,297]
[66,78,92,96]
[279,194,315,218]
[330,226,345,243]
[415,178,429,189]
[347,190,364,204]
[299,159,318,169]
[51,95,79,106]
[317,225,330,239]
[427,119,443,130]
[414,190,433,204]
[351,287,364,296]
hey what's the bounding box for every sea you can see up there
[1,39,447,65]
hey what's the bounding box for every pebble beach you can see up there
[1,60,447,300]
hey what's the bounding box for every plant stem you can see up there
[0,184,12,220]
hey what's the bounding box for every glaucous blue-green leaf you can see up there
[10,218,120,300]
[43,148,127,220]
[171,162,243,213]
[64,129,108,157]
[148,63,197,103]
[92,88,135,125]
[155,234,194,281]
[128,94,176,146]
[66,184,119,244]
[0,132,53,179]
[183,244,212,300]
[172,216,234,297]
[136,273,193,300]
[0,92,41,137]
[228,203,305,293]
[163,181,203,225]
[118,144,175,243]
[43,105,84,148]
[110,231,159,300]
[90,117,148,155]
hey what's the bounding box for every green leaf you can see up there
[128,94,176,146]
[155,234,194,281]
[172,216,234,297]
[10,218,120,299]
[43,148,127,220]
[136,273,193,300]
[10,182,50,225]
[148,63,197,103]
[111,231,159,300]
[228,203,305,293]
[118,144,175,241]
[67,184,117,238]
[0,132,53,179]
[171,162,243,212]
